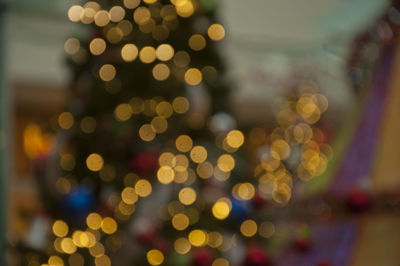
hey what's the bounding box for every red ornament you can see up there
[153,237,169,254]
[317,259,331,266]
[33,153,49,176]
[252,192,267,208]
[346,189,371,213]
[294,237,311,252]
[130,151,158,174]
[137,228,158,245]
[244,247,270,266]
[193,248,214,266]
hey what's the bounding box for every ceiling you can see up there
[6,0,390,121]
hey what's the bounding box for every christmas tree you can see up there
[11,1,334,266]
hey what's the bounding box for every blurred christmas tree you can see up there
[10,1,334,266]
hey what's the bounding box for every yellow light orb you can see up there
[147,249,164,266]
[80,116,96,134]
[135,179,152,197]
[123,0,140,9]
[121,187,138,204]
[196,161,213,179]
[94,255,111,266]
[121,43,139,62]
[236,182,255,200]
[151,116,168,133]
[61,237,77,254]
[155,101,173,118]
[114,103,133,121]
[52,220,69,237]
[174,237,191,254]
[184,68,202,86]
[118,20,133,36]
[139,124,156,142]
[207,231,223,248]
[109,6,125,22]
[188,229,207,247]
[68,5,84,22]
[240,219,257,237]
[86,153,104,172]
[208,24,225,41]
[271,139,290,160]
[175,154,189,170]
[58,112,74,130]
[89,242,105,257]
[94,10,110,27]
[152,63,170,81]
[175,135,193,152]
[133,6,151,25]
[157,166,175,184]
[64,38,80,55]
[89,38,106,55]
[99,64,116,82]
[188,34,206,51]
[217,154,235,172]
[212,258,229,266]
[190,146,207,163]
[101,217,117,234]
[106,26,123,44]
[48,255,64,266]
[173,51,190,68]
[172,97,190,114]
[86,213,102,230]
[226,130,244,148]
[259,221,275,238]
[172,213,189,231]
[130,97,144,114]
[178,187,197,205]
[139,46,156,63]
[159,152,176,167]
[175,0,194,18]
[156,44,174,61]
[212,200,230,220]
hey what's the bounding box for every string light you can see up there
[139,46,156,63]
[58,112,74,130]
[174,238,191,254]
[208,24,225,41]
[135,179,152,197]
[64,38,80,55]
[240,219,257,237]
[86,153,104,172]
[188,229,207,247]
[172,213,189,230]
[48,2,334,266]
[147,249,164,266]
[156,44,174,61]
[184,68,202,85]
[212,200,230,220]
[101,217,117,234]
[175,135,193,152]
[178,187,197,205]
[99,64,116,81]
[94,10,110,27]
[89,38,106,55]
[52,220,69,237]
[190,146,207,163]
[86,213,102,230]
[189,34,206,51]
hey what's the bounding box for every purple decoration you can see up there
[277,220,358,266]
[329,45,395,196]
